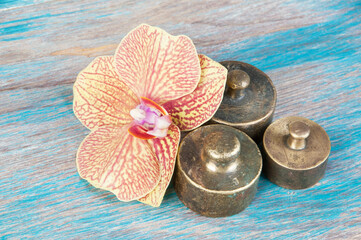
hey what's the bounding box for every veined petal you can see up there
[76,126,160,201]
[138,124,180,207]
[73,56,139,130]
[114,24,201,104]
[163,54,228,131]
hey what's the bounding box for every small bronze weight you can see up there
[174,124,262,217]
[263,116,331,189]
[211,61,277,142]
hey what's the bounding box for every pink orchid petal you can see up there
[128,124,156,140]
[163,54,228,131]
[73,56,139,130]
[138,124,180,207]
[77,125,160,201]
[114,24,201,104]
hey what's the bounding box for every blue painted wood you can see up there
[1,0,360,239]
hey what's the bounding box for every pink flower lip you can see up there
[128,97,172,139]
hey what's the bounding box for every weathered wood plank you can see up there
[1,0,360,239]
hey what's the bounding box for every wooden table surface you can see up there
[1,0,360,239]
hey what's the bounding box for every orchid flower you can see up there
[73,24,227,207]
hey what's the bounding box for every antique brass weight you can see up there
[174,125,262,217]
[211,61,277,142]
[263,116,331,189]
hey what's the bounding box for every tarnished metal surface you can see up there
[263,116,331,189]
[211,61,277,142]
[175,124,262,217]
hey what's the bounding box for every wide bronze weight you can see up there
[263,116,331,189]
[211,61,277,142]
[174,124,262,217]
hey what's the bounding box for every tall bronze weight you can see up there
[211,61,277,142]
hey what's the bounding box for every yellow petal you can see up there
[76,125,160,201]
[163,54,228,131]
[114,24,201,105]
[73,56,139,130]
[138,124,181,207]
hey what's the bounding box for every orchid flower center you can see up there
[129,97,172,139]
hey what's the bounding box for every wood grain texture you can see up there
[1,0,360,239]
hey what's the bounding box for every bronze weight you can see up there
[263,116,331,189]
[211,61,277,142]
[174,124,262,217]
